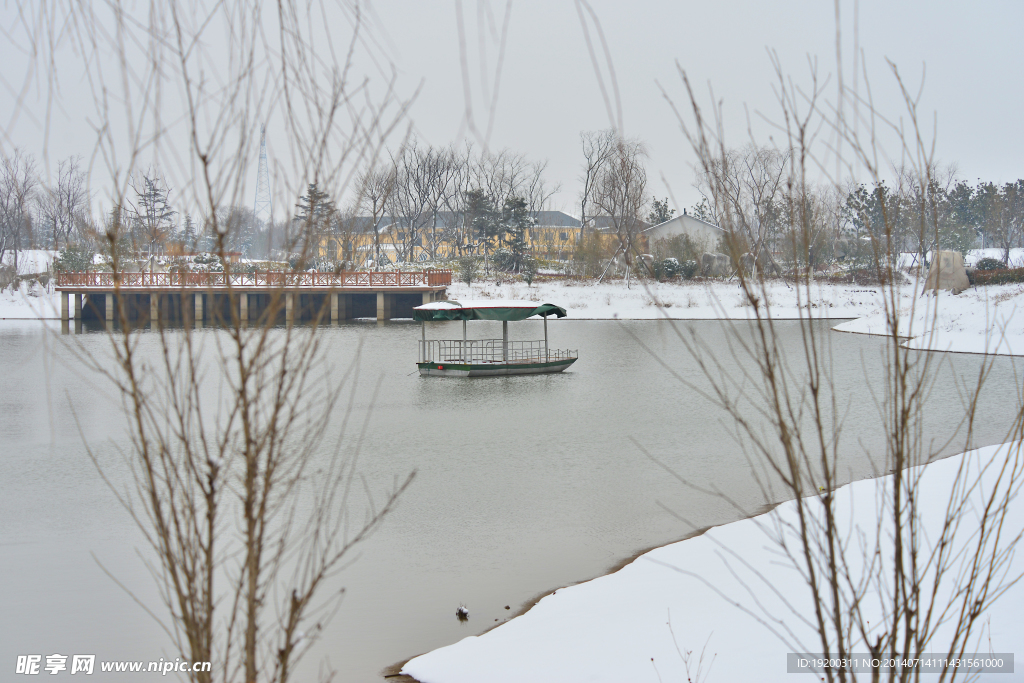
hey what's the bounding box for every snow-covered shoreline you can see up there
[6,278,1024,357]
[402,442,1024,683]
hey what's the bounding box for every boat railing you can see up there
[418,339,578,364]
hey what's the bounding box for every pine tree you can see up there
[648,197,675,225]
[182,213,196,251]
[130,174,176,255]
[465,188,499,253]
[501,196,534,271]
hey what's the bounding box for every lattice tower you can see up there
[253,124,273,225]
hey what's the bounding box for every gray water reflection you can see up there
[0,319,1020,682]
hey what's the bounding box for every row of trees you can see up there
[2,130,666,273]
[0,151,287,272]
[695,144,1024,272]
[350,142,558,265]
[294,134,663,270]
[9,139,1022,277]
[0,152,89,272]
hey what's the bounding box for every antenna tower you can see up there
[253,124,273,225]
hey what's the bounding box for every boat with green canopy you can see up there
[413,299,578,376]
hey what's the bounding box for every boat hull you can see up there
[417,358,577,377]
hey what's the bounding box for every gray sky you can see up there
[2,0,1022,218]
[367,0,1024,211]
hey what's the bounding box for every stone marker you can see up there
[701,252,732,277]
[923,250,970,294]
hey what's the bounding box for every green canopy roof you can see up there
[413,299,568,322]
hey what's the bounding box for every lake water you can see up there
[1,318,1020,681]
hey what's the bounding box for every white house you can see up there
[642,211,724,251]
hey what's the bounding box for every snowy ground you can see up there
[403,442,1024,683]
[965,247,1024,268]
[448,278,887,321]
[834,284,1024,355]
[451,278,1024,356]
[0,279,59,319]
[1,248,56,274]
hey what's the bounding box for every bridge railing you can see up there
[56,270,452,289]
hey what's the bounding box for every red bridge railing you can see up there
[56,270,452,289]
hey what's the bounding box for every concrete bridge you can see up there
[55,270,451,325]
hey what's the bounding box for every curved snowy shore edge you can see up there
[831,285,1024,356]
[402,442,1024,683]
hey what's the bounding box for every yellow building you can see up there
[316,211,591,265]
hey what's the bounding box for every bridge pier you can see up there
[105,293,114,323]
[240,292,248,323]
[61,291,69,322]
[195,293,204,328]
[377,292,393,321]
[286,292,295,325]
[150,293,159,328]
[74,293,81,320]
[330,292,351,323]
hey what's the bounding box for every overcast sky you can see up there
[368,0,1023,212]
[3,0,1022,219]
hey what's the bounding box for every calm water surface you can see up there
[1,319,1020,681]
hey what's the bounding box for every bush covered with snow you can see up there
[976,257,1008,271]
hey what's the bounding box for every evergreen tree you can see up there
[501,195,534,270]
[294,183,336,261]
[294,183,335,224]
[182,213,196,251]
[648,197,675,225]
[690,197,714,223]
[465,188,499,253]
[130,173,176,255]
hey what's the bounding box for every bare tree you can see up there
[594,135,648,285]
[384,142,433,263]
[416,144,461,260]
[39,156,89,252]
[522,158,560,218]
[663,49,1024,683]
[0,150,37,273]
[696,144,789,272]
[578,128,616,232]
[13,1,413,682]
[356,164,396,268]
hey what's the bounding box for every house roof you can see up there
[642,213,723,235]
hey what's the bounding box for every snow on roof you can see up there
[415,299,547,311]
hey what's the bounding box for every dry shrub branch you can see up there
[657,41,1024,683]
[13,2,415,681]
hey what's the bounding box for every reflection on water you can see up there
[1,319,1019,681]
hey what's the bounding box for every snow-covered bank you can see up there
[5,275,1022,357]
[834,284,1024,355]
[455,278,1024,356]
[0,280,59,319]
[449,279,893,320]
[402,442,1024,683]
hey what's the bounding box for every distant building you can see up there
[315,210,586,264]
[641,212,724,252]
